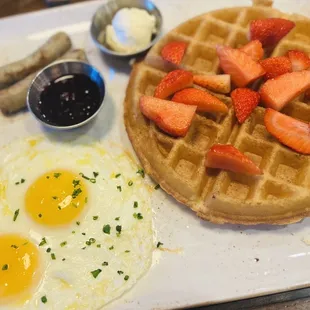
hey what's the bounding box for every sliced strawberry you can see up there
[205,144,263,175]
[231,88,260,123]
[160,41,188,65]
[259,70,310,110]
[264,108,310,154]
[154,70,193,99]
[286,50,310,71]
[216,45,265,87]
[259,56,292,80]
[139,95,196,137]
[193,74,231,94]
[239,40,264,61]
[249,18,295,48]
[172,88,228,113]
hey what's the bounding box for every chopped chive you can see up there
[46,176,50,179]
[72,188,82,199]
[103,224,111,234]
[54,173,61,178]
[21,178,25,184]
[2,264,8,271]
[86,241,91,246]
[38,213,42,218]
[76,221,80,226]
[39,238,47,247]
[15,182,19,185]
[117,186,122,192]
[72,203,78,208]
[13,209,19,222]
[124,275,129,281]
[51,253,56,260]
[154,184,160,190]
[125,250,130,253]
[85,197,88,203]
[115,217,120,221]
[81,247,86,250]
[41,295,47,304]
[133,213,143,220]
[93,216,99,220]
[82,232,86,236]
[46,248,51,253]
[115,173,121,178]
[89,238,96,244]
[52,196,58,200]
[60,241,67,247]
[102,261,108,266]
[136,169,145,178]
[62,258,66,261]
[128,180,133,186]
[93,172,99,178]
[11,244,18,249]
[91,269,102,279]
[116,225,122,235]
[79,173,96,183]
[157,242,163,248]
[133,201,138,208]
[72,180,80,187]
[96,244,101,248]
[109,245,114,250]
[117,270,124,275]
[90,178,96,183]
[58,206,62,210]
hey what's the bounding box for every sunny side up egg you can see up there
[0,136,153,309]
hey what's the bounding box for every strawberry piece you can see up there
[139,95,196,137]
[239,40,264,61]
[160,41,188,65]
[154,70,193,99]
[193,74,231,94]
[205,144,263,175]
[259,70,310,110]
[249,18,295,48]
[172,88,228,113]
[286,50,310,71]
[259,56,292,80]
[216,45,265,87]
[264,109,310,154]
[231,88,260,124]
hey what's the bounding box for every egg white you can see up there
[0,136,153,309]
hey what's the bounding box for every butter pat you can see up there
[105,8,156,53]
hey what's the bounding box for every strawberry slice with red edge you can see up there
[259,56,292,80]
[286,50,310,71]
[216,45,265,87]
[249,18,295,48]
[154,70,193,99]
[205,144,263,175]
[160,41,188,65]
[231,88,260,124]
[139,95,196,137]
[193,74,231,94]
[172,88,228,113]
[239,40,264,61]
[259,70,310,111]
[264,108,310,154]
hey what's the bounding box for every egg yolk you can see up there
[25,170,88,226]
[0,234,40,304]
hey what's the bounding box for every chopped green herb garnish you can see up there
[125,250,130,253]
[51,253,56,260]
[89,238,96,244]
[72,188,82,199]
[38,214,42,218]
[154,184,160,190]
[93,216,99,221]
[60,241,67,247]
[109,245,114,250]
[54,173,61,178]
[41,295,47,304]
[93,172,99,178]
[133,201,138,208]
[2,264,8,271]
[102,261,108,266]
[81,247,86,250]
[52,196,58,200]
[39,238,47,247]
[116,225,122,235]
[76,221,80,226]
[58,206,62,210]
[21,178,25,183]
[82,232,86,236]
[73,180,80,187]
[86,241,91,246]
[11,244,18,249]
[128,180,133,186]
[72,203,78,208]
[103,224,111,234]
[117,186,122,192]
[46,176,50,179]
[15,182,19,185]
[79,173,96,183]
[85,197,88,203]
[13,209,19,222]
[136,169,145,178]
[133,213,143,220]
[124,275,129,281]
[96,244,101,248]
[91,269,102,279]
[46,248,51,253]
[62,258,66,261]
[117,270,124,275]
[157,242,163,248]
[115,217,120,221]
[115,173,121,178]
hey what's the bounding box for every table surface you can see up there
[1,1,310,309]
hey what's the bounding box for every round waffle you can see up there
[124,0,310,225]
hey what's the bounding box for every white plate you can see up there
[1,0,310,309]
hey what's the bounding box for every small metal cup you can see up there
[90,0,163,57]
[27,60,105,130]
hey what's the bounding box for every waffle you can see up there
[124,0,310,225]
